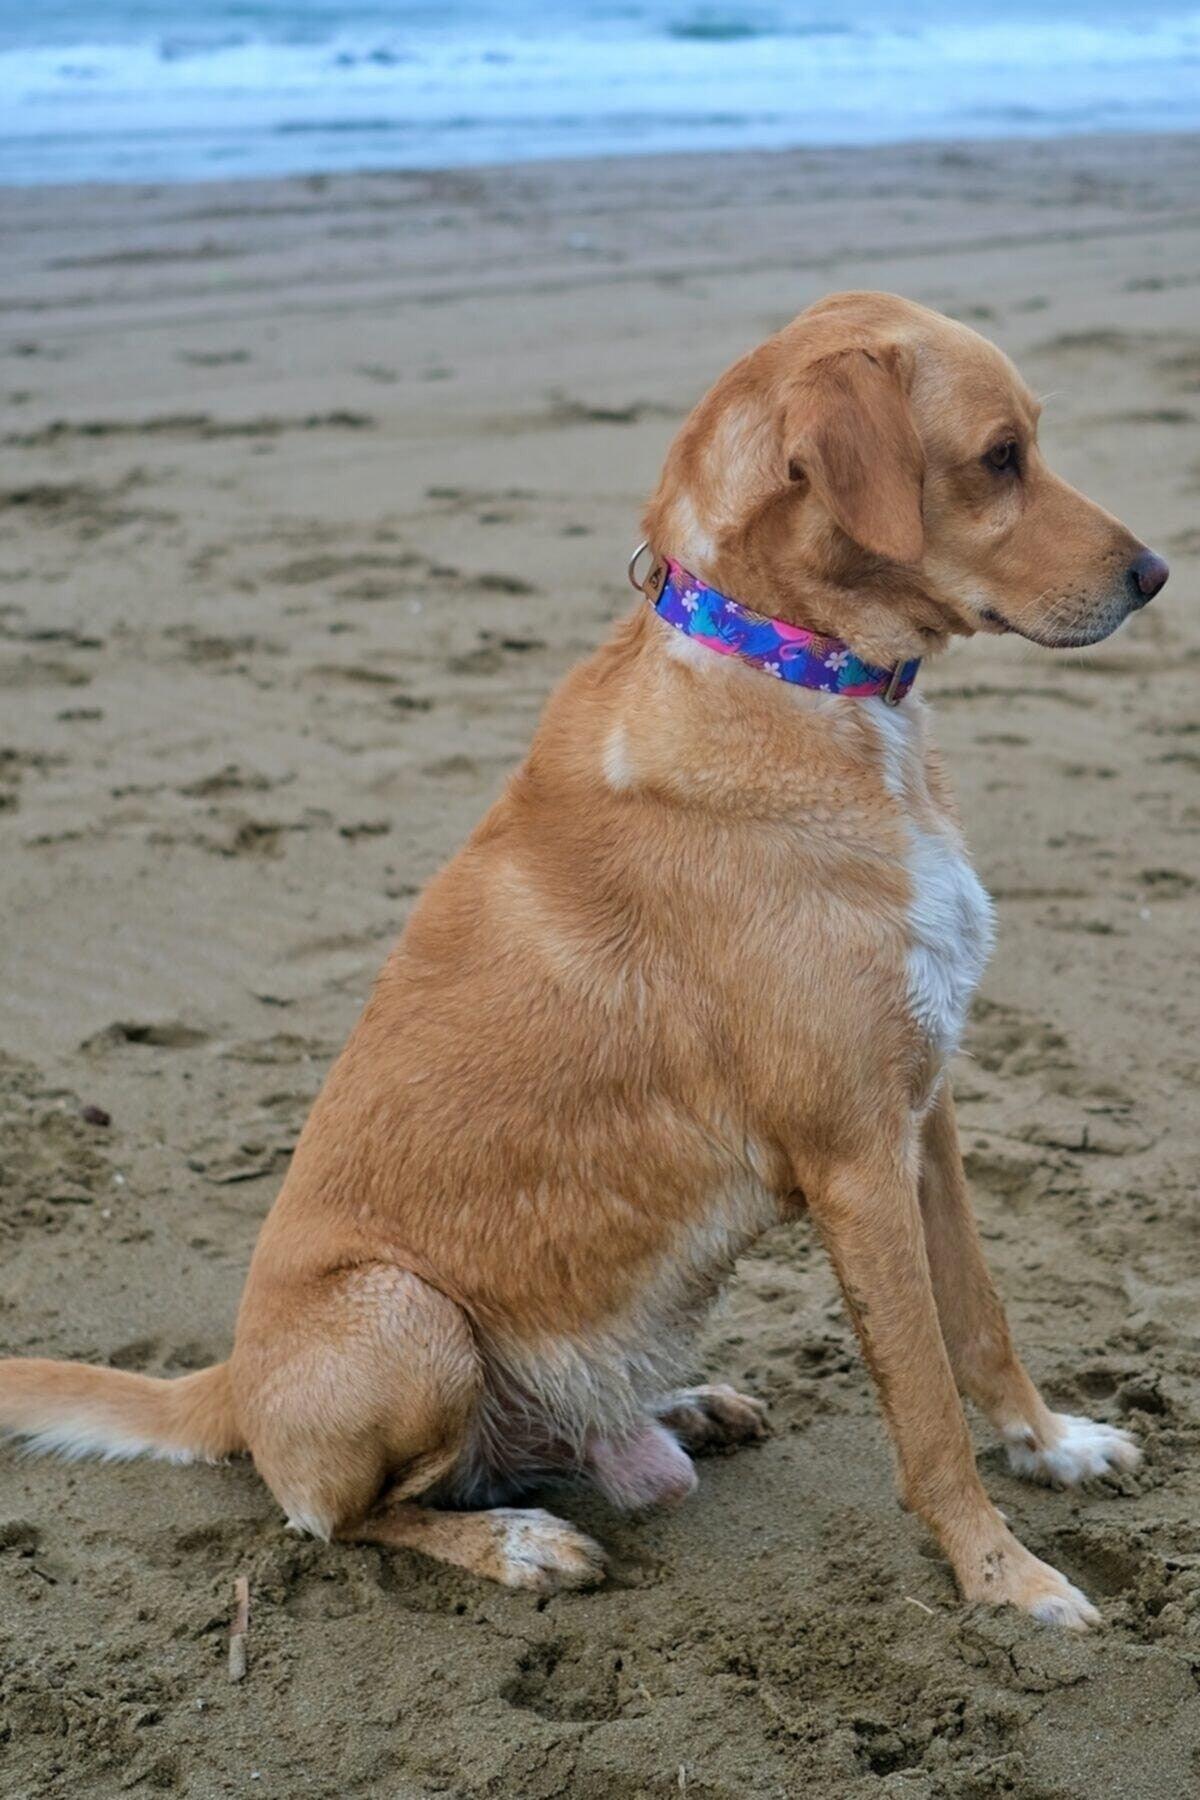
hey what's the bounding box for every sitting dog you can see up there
[0,292,1167,1627]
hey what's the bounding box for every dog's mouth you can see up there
[978,603,1127,651]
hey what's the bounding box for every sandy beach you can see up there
[1,132,1198,1797]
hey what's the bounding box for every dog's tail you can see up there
[0,1357,244,1464]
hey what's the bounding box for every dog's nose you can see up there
[1127,549,1169,606]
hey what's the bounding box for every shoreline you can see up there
[3,123,1198,200]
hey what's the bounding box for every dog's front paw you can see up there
[1009,1555,1101,1632]
[1005,1414,1140,1487]
[959,1527,1100,1631]
[656,1384,770,1452]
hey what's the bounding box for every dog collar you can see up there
[628,542,920,705]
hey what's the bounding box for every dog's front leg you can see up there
[920,1086,1139,1486]
[812,1144,1099,1628]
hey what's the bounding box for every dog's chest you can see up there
[903,820,994,1059]
[868,701,995,1061]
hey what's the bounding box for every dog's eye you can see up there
[983,439,1018,474]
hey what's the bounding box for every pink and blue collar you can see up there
[630,545,920,705]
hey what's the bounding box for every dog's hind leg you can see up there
[351,1499,606,1591]
[238,1265,605,1591]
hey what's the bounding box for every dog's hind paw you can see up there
[655,1383,770,1453]
[485,1508,608,1593]
[1005,1413,1140,1487]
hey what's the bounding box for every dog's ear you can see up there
[783,347,924,564]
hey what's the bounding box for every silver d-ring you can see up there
[627,539,653,592]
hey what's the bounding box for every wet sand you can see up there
[1,132,1198,1797]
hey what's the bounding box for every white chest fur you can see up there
[866,699,995,1061]
[903,819,995,1058]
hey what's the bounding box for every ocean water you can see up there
[1,1,1198,186]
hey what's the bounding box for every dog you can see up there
[0,292,1168,1627]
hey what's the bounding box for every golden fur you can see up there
[0,293,1165,1624]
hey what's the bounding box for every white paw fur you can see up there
[488,1508,607,1592]
[1006,1413,1140,1487]
[1028,1573,1102,1632]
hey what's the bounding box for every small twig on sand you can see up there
[228,1575,250,1682]
[903,1593,935,1616]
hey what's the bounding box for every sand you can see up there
[1,132,1198,1799]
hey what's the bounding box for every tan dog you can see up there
[0,293,1168,1627]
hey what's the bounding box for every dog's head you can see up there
[644,292,1167,666]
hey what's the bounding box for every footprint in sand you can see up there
[220,1033,327,1066]
[177,349,251,367]
[0,655,91,689]
[4,411,374,450]
[268,551,419,587]
[82,1020,209,1052]
[166,627,282,666]
[0,1054,116,1241]
[1,477,168,539]
[446,630,547,675]
[303,662,404,688]
[1137,868,1196,900]
[422,752,479,781]
[499,1640,621,1725]
[177,764,277,799]
[0,746,64,814]
[966,997,1077,1080]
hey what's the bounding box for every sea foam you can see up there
[1,2,1197,185]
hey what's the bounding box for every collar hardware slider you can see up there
[882,663,907,706]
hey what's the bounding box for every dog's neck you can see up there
[642,508,973,672]
[574,596,933,828]
[639,553,920,704]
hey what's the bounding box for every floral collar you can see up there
[630,545,920,705]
